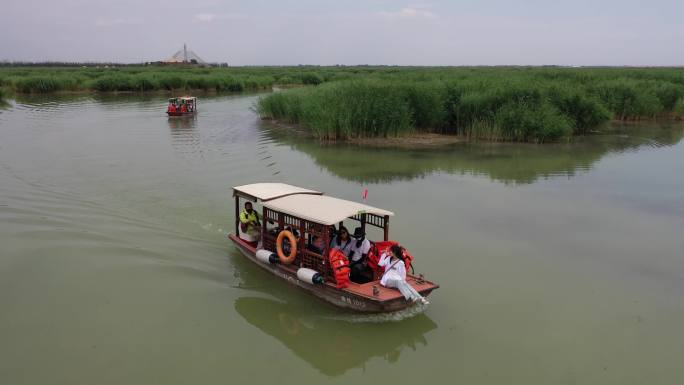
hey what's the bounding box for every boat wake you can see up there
[327,301,430,323]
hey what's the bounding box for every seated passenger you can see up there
[308,235,325,254]
[168,103,177,113]
[348,227,374,284]
[379,245,427,303]
[238,202,262,247]
[326,225,336,249]
[331,225,353,257]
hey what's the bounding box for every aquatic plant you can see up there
[545,85,611,134]
[258,68,684,142]
[260,79,578,141]
[3,65,684,141]
[259,80,415,139]
[301,72,324,85]
[0,87,7,104]
[13,75,82,93]
[674,99,684,119]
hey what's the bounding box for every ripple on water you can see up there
[326,301,430,323]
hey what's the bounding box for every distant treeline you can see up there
[0,65,365,94]
[258,67,684,142]
[0,61,231,67]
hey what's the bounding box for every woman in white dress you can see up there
[378,245,427,304]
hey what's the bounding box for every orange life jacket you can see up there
[328,249,350,289]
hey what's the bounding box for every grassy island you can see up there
[257,67,684,142]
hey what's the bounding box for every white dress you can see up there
[378,252,406,286]
[378,252,425,303]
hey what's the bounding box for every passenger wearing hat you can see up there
[349,227,373,284]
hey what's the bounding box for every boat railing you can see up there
[262,207,336,283]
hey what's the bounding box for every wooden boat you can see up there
[166,96,197,116]
[229,183,439,313]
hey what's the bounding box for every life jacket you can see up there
[239,209,260,232]
[367,241,414,276]
[168,104,176,112]
[328,248,350,289]
[181,104,188,113]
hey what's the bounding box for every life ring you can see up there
[276,230,297,264]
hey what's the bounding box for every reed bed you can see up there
[2,65,684,142]
[258,68,684,142]
[0,66,330,93]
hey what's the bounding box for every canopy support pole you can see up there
[383,215,389,241]
[234,196,239,236]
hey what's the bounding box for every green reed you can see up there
[2,65,684,142]
[258,68,684,142]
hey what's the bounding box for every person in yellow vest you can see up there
[239,202,262,246]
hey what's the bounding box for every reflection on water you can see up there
[168,116,200,155]
[265,122,684,184]
[235,297,436,377]
[230,253,437,377]
[168,116,198,131]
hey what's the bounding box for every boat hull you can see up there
[166,111,195,116]
[229,234,438,313]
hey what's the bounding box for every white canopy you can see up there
[233,183,322,202]
[263,194,394,226]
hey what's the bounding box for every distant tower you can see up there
[164,45,207,65]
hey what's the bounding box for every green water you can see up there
[1,94,683,384]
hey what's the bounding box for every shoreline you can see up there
[262,118,684,147]
[4,87,276,96]
[2,84,302,97]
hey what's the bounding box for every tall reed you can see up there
[259,69,684,142]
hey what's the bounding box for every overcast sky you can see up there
[2,0,682,66]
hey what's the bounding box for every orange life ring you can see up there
[276,230,297,264]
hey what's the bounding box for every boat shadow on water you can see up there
[230,252,438,377]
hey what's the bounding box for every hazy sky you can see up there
[2,0,682,65]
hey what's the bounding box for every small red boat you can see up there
[166,96,197,116]
[229,183,439,313]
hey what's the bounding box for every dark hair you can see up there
[245,202,253,208]
[336,226,349,245]
[390,245,405,261]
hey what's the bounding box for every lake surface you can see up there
[1,94,683,385]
